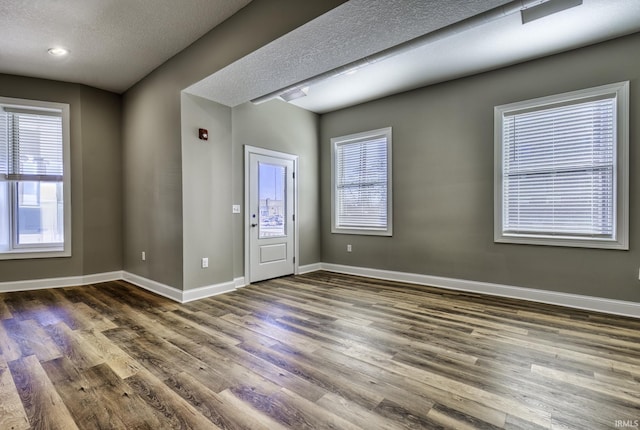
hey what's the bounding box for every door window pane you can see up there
[258,163,286,238]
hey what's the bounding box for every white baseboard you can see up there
[121,271,183,302]
[82,271,124,285]
[121,272,244,303]
[0,270,123,293]
[320,263,640,319]
[298,263,322,274]
[3,265,638,318]
[0,269,243,304]
[182,281,236,303]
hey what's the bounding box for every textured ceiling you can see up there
[185,0,513,107]
[188,0,640,114]
[0,0,251,93]
[288,0,640,113]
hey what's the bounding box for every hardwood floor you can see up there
[1,271,639,429]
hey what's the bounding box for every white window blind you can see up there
[495,81,629,250]
[332,128,392,235]
[0,109,7,177]
[1,108,64,182]
[502,97,615,238]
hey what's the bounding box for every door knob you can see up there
[251,223,257,227]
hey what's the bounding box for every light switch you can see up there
[232,205,241,214]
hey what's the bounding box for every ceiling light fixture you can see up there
[279,87,309,102]
[521,0,583,24]
[48,47,69,57]
[251,0,574,105]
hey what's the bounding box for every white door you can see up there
[245,147,297,283]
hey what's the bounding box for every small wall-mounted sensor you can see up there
[198,128,208,140]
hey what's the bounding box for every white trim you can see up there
[122,272,244,303]
[4,265,637,319]
[0,270,122,293]
[331,127,393,236]
[182,281,236,303]
[319,263,640,319]
[0,270,244,304]
[81,271,123,285]
[298,263,322,274]
[494,81,629,250]
[0,96,72,259]
[121,271,183,302]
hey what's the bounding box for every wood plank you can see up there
[316,392,406,430]
[531,364,640,406]
[69,302,118,332]
[0,298,13,320]
[17,319,63,362]
[125,368,221,429]
[0,319,22,362]
[41,357,130,430]
[238,338,385,410]
[106,326,233,393]
[79,362,162,429]
[373,398,445,429]
[217,388,289,430]
[79,328,141,379]
[166,370,288,430]
[0,355,30,430]
[427,404,500,430]
[471,328,640,376]
[269,387,364,430]
[8,355,79,430]
[45,322,105,370]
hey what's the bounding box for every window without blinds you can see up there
[494,81,629,250]
[332,128,392,236]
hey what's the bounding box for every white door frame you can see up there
[244,145,299,284]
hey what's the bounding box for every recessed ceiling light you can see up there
[48,47,69,57]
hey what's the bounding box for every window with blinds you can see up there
[331,128,392,236]
[1,109,64,181]
[0,96,70,258]
[494,82,629,249]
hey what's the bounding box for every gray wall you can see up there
[0,74,122,281]
[320,32,640,302]
[181,94,233,289]
[122,0,346,289]
[232,100,321,279]
[80,85,123,275]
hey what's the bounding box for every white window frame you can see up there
[331,127,393,236]
[494,82,629,250]
[0,96,72,260]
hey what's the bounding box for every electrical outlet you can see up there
[232,205,241,214]
[202,257,209,268]
[347,244,352,252]
[141,251,146,261]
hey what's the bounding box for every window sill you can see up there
[0,248,71,260]
[495,234,628,250]
[331,227,393,236]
